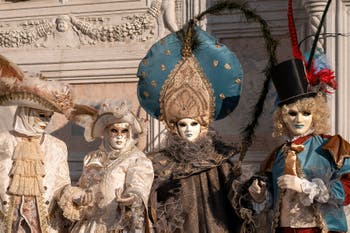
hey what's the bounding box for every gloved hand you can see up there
[72,188,95,207]
[277,174,306,193]
[248,179,267,203]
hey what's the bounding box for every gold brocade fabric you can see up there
[159,55,215,131]
[11,196,42,233]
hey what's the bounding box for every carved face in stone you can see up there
[56,18,69,32]
[282,102,313,136]
[176,118,201,142]
[106,122,131,150]
[31,109,54,134]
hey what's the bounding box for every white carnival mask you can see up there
[106,122,131,150]
[14,107,53,136]
[177,118,201,142]
[282,102,313,137]
[32,109,53,133]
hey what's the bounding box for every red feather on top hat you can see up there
[288,0,336,94]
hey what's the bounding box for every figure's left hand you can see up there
[115,188,136,206]
[277,174,304,193]
[72,188,95,207]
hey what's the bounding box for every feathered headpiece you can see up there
[70,100,143,142]
[0,54,74,118]
[272,0,335,106]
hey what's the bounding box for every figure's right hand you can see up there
[248,179,267,203]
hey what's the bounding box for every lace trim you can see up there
[300,178,330,206]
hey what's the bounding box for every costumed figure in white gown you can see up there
[59,100,154,233]
[0,54,74,233]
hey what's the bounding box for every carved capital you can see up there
[302,0,328,14]
[301,0,330,51]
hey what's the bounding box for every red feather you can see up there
[316,68,337,90]
[306,59,337,93]
[288,0,303,60]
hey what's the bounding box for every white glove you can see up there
[277,174,305,193]
[248,179,267,203]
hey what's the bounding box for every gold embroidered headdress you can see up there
[138,24,243,132]
[159,54,215,131]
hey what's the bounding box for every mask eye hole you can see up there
[191,122,198,126]
[39,113,53,119]
[178,122,187,127]
[302,111,311,116]
[111,128,118,133]
[288,111,297,117]
[121,129,129,134]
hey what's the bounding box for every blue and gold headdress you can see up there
[137,0,278,168]
[137,23,243,131]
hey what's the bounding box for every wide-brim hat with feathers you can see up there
[0,54,74,117]
[71,100,143,142]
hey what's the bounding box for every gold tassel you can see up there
[8,138,45,196]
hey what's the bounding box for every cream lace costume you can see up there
[60,101,154,233]
[0,54,74,233]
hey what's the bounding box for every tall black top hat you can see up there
[272,0,336,106]
[272,59,316,106]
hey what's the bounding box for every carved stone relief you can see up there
[157,0,179,36]
[0,14,156,48]
[0,0,182,48]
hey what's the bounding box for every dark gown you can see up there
[147,133,242,233]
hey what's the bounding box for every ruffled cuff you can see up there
[58,186,85,221]
[300,178,330,206]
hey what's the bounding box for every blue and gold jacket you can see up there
[264,134,350,232]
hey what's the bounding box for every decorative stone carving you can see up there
[0,14,157,48]
[158,0,179,36]
[0,1,177,48]
[302,0,329,51]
